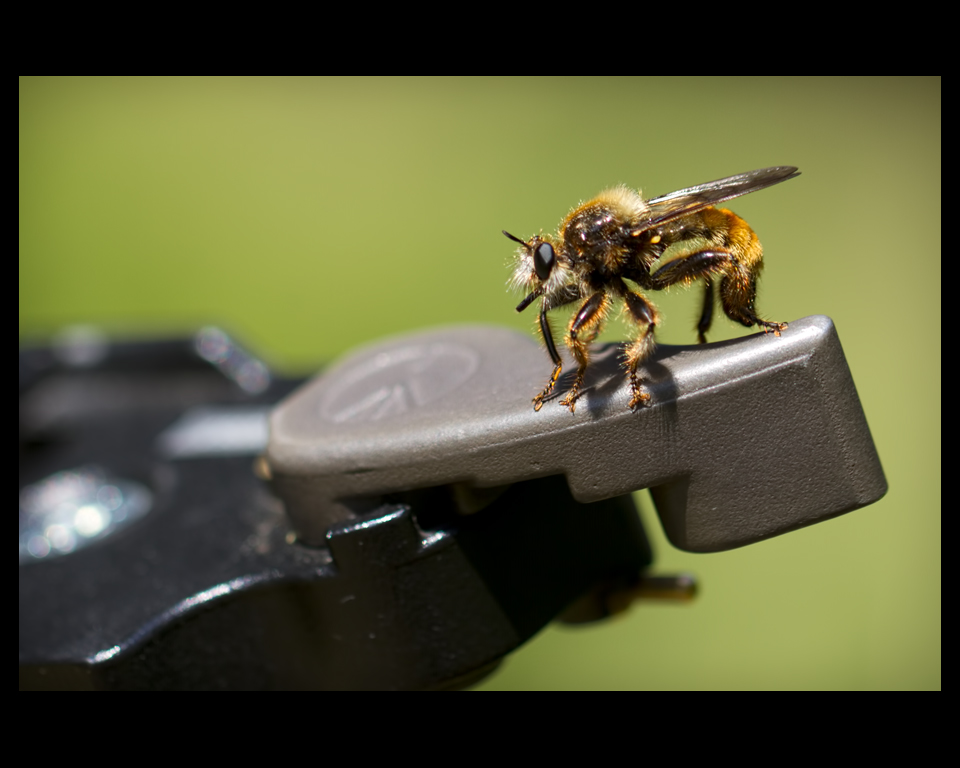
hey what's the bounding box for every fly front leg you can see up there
[533,309,563,412]
[622,290,661,409]
[559,291,609,413]
[531,285,581,411]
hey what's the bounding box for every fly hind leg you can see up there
[622,290,660,409]
[719,268,787,336]
[558,291,609,413]
[651,242,786,339]
[652,249,732,343]
[708,207,786,335]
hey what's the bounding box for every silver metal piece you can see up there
[156,405,271,459]
[267,316,887,551]
[558,572,698,624]
[194,327,271,395]
[632,573,698,602]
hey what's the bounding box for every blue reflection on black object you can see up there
[19,467,152,564]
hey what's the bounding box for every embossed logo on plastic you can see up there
[320,343,480,423]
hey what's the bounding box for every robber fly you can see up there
[505,166,800,412]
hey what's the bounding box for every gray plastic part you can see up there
[267,316,887,551]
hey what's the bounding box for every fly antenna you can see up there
[502,230,529,247]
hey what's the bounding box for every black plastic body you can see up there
[19,334,650,690]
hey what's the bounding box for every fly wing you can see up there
[631,166,800,234]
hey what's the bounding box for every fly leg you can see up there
[651,243,786,339]
[622,290,661,409]
[558,291,608,413]
[531,286,581,411]
[533,309,563,412]
[698,279,715,345]
[719,269,787,336]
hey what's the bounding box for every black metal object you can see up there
[19,318,886,690]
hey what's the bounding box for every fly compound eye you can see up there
[533,242,555,282]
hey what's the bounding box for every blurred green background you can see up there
[19,77,940,690]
